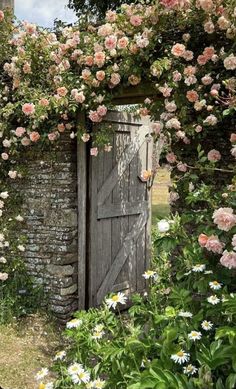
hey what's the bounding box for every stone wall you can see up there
[21,132,78,322]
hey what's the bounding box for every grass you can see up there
[0,314,62,389]
[151,167,170,222]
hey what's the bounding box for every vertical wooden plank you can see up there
[77,113,87,309]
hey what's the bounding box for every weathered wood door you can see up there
[88,111,152,307]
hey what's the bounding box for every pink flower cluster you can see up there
[213,208,236,232]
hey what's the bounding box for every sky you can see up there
[15,0,78,27]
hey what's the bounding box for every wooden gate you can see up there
[85,111,152,307]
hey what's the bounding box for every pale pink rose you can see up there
[205,235,225,254]
[1,153,9,160]
[98,23,113,37]
[110,73,121,86]
[173,71,182,82]
[203,47,215,59]
[220,250,236,269]
[230,133,236,143]
[201,74,213,85]
[169,191,179,203]
[48,132,58,141]
[39,98,49,107]
[81,69,91,81]
[195,125,203,132]
[204,114,218,126]
[97,105,107,117]
[166,118,181,130]
[207,149,221,162]
[106,10,117,22]
[22,103,35,116]
[213,207,236,231]
[224,54,236,71]
[8,170,17,179]
[0,273,8,281]
[29,131,40,142]
[81,133,90,142]
[183,137,190,144]
[232,234,236,250]
[177,162,187,172]
[176,130,185,139]
[57,87,68,97]
[15,127,25,138]
[171,43,186,57]
[0,10,4,22]
[186,90,199,102]
[198,233,208,247]
[57,123,65,132]
[166,152,177,163]
[217,16,230,30]
[198,0,214,12]
[105,35,117,50]
[75,91,86,103]
[160,0,178,7]
[165,100,177,112]
[23,62,31,74]
[130,15,143,27]
[94,51,106,67]
[210,89,219,97]
[89,111,102,123]
[197,55,208,65]
[96,71,106,81]
[152,122,163,134]
[128,75,141,86]
[158,84,172,97]
[184,75,197,86]
[3,139,11,148]
[90,147,98,156]
[21,137,30,146]
[117,37,129,49]
[85,55,94,66]
[183,50,194,61]
[204,20,215,34]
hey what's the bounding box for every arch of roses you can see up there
[0,0,236,309]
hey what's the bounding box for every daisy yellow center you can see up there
[212,281,219,285]
[112,295,119,302]
[39,384,46,389]
[78,372,86,379]
[147,271,154,275]
[71,367,78,372]
[191,332,198,336]
[177,351,184,357]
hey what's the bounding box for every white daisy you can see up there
[178,311,193,318]
[53,350,66,361]
[171,350,190,364]
[207,295,220,305]
[71,369,90,384]
[35,368,49,381]
[201,320,213,331]
[92,330,105,339]
[94,324,104,332]
[105,292,127,309]
[93,378,106,388]
[209,281,222,290]
[192,264,206,272]
[68,362,84,376]
[188,331,202,341]
[66,318,83,329]
[183,364,198,376]
[142,270,158,280]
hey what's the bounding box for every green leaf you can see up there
[226,374,236,389]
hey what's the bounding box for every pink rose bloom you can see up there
[213,207,236,231]
[81,133,90,142]
[197,55,208,66]
[220,250,236,269]
[128,75,141,86]
[166,152,177,163]
[130,15,143,26]
[85,55,94,66]
[205,235,225,254]
[152,122,163,134]
[57,87,68,97]
[0,10,4,22]
[48,132,58,141]
[177,162,187,172]
[22,103,35,116]
[160,0,178,8]
[30,131,40,142]
[96,71,106,81]
[97,105,107,117]
[158,83,172,97]
[1,153,9,160]
[201,74,213,85]
[105,35,117,50]
[210,89,219,97]
[198,233,208,247]
[204,114,218,126]
[39,98,49,107]
[203,47,215,59]
[98,23,113,37]
[173,71,182,82]
[171,43,186,57]
[204,20,215,34]
[230,133,236,143]
[94,51,106,67]
[186,90,199,102]
[176,130,185,139]
[90,147,98,156]
[166,118,181,130]
[21,137,31,146]
[57,123,65,133]
[207,149,221,162]
[0,273,8,281]
[74,91,85,104]
[15,127,26,137]
[224,54,236,71]
[184,66,197,76]
[89,111,102,123]
[81,69,91,80]
[198,0,214,12]
[165,100,177,112]
[117,37,129,49]
[195,125,203,133]
[169,191,179,204]
[106,10,117,22]
[232,234,236,250]
[183,50,194,61]
[110,73,121,86]
[8,170,17,179]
